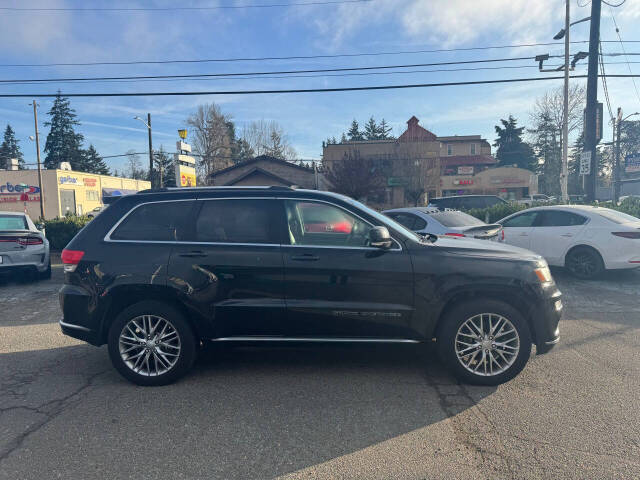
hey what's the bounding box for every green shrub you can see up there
[610,196,640,219]
[463,202,529,223]
[44,215,92,250]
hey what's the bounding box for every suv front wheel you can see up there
[437,300,532,385]
[107,301,197,386]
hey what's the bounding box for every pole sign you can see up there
[175,140,196,187]
[625,153,640,174]
[580,151,592,175]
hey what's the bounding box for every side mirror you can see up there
[369,226,392,249]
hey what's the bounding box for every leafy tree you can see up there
[493,116,537,170]
[364,116,380,140]
[44,92,85,170]
[0,124,24,169]
[324,150,384,200]
[347,119,363,141]
[80,145,109,175]
[241,119,296,160]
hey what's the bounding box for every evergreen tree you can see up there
[493,116,537,171]
[347,119,363,141]
[530,112,561,196]
[44,92,85,170]
[379,119,393,139]
[364,116,380,140]
[340,133,347,143]
[150,146,175,187]
[0,124,24,169]
[80,145,109,175]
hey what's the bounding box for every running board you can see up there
[209,336,420,344]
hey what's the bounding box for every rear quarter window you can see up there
[109,201,193,241]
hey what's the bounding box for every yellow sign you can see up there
[178,129,188,140]
[176,164,196,187]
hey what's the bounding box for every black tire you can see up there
[437,299,532,386]
[39,261,52,280]
[107,300,197,386]
[565,246,604,279]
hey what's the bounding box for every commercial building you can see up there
[322,116,538,209]
[0,168,150,220]
[209,155,320,189]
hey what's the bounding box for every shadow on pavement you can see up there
[0,342,495,479]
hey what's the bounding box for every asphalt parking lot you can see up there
[1,264,639,480]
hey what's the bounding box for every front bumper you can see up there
[531,286,562,354]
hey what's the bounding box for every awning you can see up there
[102,187,139,197]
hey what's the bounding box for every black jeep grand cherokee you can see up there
[60,187,561,386]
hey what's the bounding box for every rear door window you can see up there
[534,211,587,227]
[194,199,280,244]
[110,201,193,241]
[502,211,539,228]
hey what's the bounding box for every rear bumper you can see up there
[59,284,103,346]
[59,319,101,346]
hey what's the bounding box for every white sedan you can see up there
[498,205,640,278]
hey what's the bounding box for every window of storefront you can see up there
[86,190,99,201]
[447,144,453,156]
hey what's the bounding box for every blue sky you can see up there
[1,0,640,173]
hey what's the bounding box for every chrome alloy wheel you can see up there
[454,313,520,377]
[118,315,181,377]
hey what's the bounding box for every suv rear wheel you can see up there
[107,301,197,386]
[437,300,532,385]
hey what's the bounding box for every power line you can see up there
[1,40,638,69]
[0,0,371,12]
[0,55,568,85]
[599,42,614,122]
[1,74,639,98]
[609,7,640,107]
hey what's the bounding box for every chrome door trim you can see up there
[209,336,420,343]
[59,319,92,332]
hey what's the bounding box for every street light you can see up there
[547,3,591,203]
[133,114,154,187]
[614,110,640,203]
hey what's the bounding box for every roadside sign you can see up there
[580,151,591,175]
[625,153,640,173]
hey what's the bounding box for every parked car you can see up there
[428,195,508,210]
[0,211,51,280]
[60,186,562,386]
[517,194,554,206]
[383,207,502,240]
[498,205,640,279]
[87,205,107,218]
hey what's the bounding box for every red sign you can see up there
[20,193,29,202]
[453,179,474,185]
[83,178,97,186]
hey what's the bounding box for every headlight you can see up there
[534,265,552,283]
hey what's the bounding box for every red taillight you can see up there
[501,229,505,241]
[18,236,43,246]
[61,249,84,272]
[445,232,466,237]
[612,231,640,239]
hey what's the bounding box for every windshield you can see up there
[0,215,28,230]
[341,197,423,242]
[427,210,486,227]
[595,208,640,224]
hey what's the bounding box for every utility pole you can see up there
[584,0,601,202]
[614,108,622,203]
[560,0,570,203]
[31,101,45,219]
[147,113,154,188]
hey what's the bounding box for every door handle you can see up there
[178,250,207,258]
[290,254,319,261]
[560,233,573,237]
[519,233,528,236]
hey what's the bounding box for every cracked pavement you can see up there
[0,265,639,479]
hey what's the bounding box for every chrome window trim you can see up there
[280,197,403,252]
[103,195,403,251]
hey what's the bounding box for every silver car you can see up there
[0,212,51,280]
[383,207,502,240]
